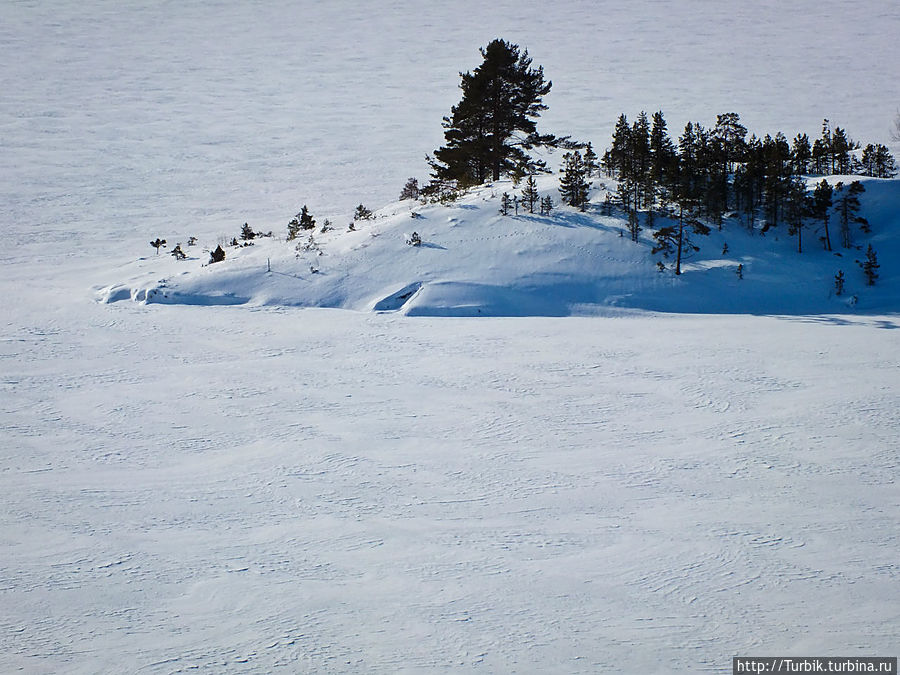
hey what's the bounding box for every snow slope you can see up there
[96,173,900,316]
[2,1,899,673]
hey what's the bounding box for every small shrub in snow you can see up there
[407,232,421,246]
[399,178,419,201]
[187,236,198,246]
[240,222,256,240]
[150,238,167,254]
[860,244,879,286]
[170,244,186,260]
[354,204,373,220]
[209,245,226,264]
[834,270,845,295]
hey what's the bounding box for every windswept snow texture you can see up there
[2,1,899,673]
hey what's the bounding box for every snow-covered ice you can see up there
[1,1,898,672]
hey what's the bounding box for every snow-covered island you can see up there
[3,2,898,673]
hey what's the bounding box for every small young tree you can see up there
[170,244,186,260]
[540,194,554,216]
[521,174,539,213]
[583,142,599,177]
[209,245,226,264]
[150,238,167,254]
[299,205,316,230]
[559,150,590,210]
[399,177,420,201]
[240,222,256,240]
[834,270,845,296]
[354,204,374,220]
[861,244,879,285]
[500,191,512,215]
[627,210,641,242]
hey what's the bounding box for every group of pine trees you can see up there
[597,110,893,270]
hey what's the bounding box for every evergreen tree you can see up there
[834,270,845,296]
[583,142,599,177]
[354,204,374,220]
[861,244,879,285]
[150,238,166,254]
[540,194,554,216]
[209,245,226,264]
[712,112,747,211]
[809,179,834,250]
[785,176,808,253]
[830,126,855,174]
[860,143,897,178]
[520,174,539,213]
[559,150,590,209]
[651,210,710,275]
[430,39,555,186]
[649,110,678,197]
[791,133,812,174]
[500,191,512,215]
[240,222,256,240]
[627,209,641,242]
[399,177,420,200]
[834,180,866,248]
[603,113,631,178]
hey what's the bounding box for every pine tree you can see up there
[354,204,373,220]
[540,194,554,216]
[860,144,897,178]
[583,142,599,178]
[500,192,512,215]
[603,114,631,178]
[559,150,590,209]
[834,180,866,248]
[209,245,225,264]
[785,176,808,253]
[809,179,834,251]
[399,177,420,200]
[649,110,677,197]
[627,209,641,242]
[430,39,555,186]
[150,238,166,254]
[834,270,845,296]
[520,174,539,213]
[791,133,812,175]
[299,205,316,230]
[240,222,256,240]
[862,244,879,285]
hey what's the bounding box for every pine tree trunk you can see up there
[675,206,684,275]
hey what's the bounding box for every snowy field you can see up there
[2,1,899,672]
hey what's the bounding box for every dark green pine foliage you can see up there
[860,143,897,178]
[761,133,793,231]
[711,112,748,212]
[603,113,631,179]
[240,222,256,240]
[583,142,599,178]
[500,192,512,215]
[649,110,678,199]
[834,180,867,248]
[809,179,834,251]
[520,174,539,213]
[540,194,554,216]
[559,150,590,210]
[430,39,553,186]
[791,133,812,175]
[862,244,879,285]
[785,176,809,253]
